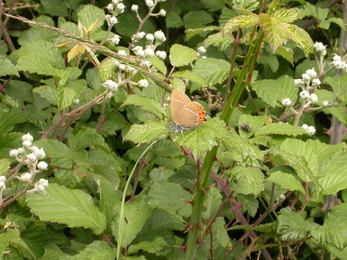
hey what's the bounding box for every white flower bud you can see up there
[146,0,154,8]
[134,32,145,40]
[281,98,292,107]
[155,50,167,60]
[103,80,119,92]
[131,4,138,11]
[302,73,311,82]
[0,176,6,182]
[20,172,32,182]
[37,161,48,170]
[34,148,45,159]
[138,79,149,87]
[107,3,114,12]
[118,50,127,56]
[333,54,341,61]
[22,140,32,148]
[294,79,304,87]
[0,182,5,189]
[109,17,118,25]
[136,49,145,58]
[197,46,206,54]
[309,93,318,102]
[17,148,25,155]
[143,60,152,67]
[112,0,119,4]
[117,3,125,12]
[144,48,155,58]
[73,98,80,104]
[154,30,166,42]
[322,101,329,107]
[299,90,310,99]
[159,9,166,16]
[312,78,321,86]
[146,33,154,42]
[30,146,38,152]
[9,149,18,157]
[306,126,316,136]
[306,68,317,79]
[332,60,345,69]
[112,35,121,44]
[38,178,49,187]
[119,64,126,70]
[22,133,33,142]
[27,153,37,162]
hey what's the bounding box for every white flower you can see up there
[313,42,326,53]
[155,51,167,60]
[27,153,37,162]
[118,50,127,56]
[312,78,321,86]
[38,178,49,187]
[103,80,119,92]
[37,161,48,170]
[306,126,316,136]
[112,35,121,44]
[107,3,114,11]
[294,79,304,88]
[332,60,345,69]
[34,148,45,159]
[20,172,32,182]
[22,133,33,142]
[22,140,32,148]
[299,90,310,99]
[306,68,317,79]
[281,98,292,107]
[146,0,154,8]
[9,149,18,157]
[146,33,154,42]
[144,48,155,58]
[109,16,118,25]
[154,30,166,42]
[333,54,341,61]
[131,4,138,11]
[322,100,329,107]
[138,79,149,87]
[309,93,318,102]
[197,46,206,54]
[0,176,6,182]
[159,9,166,16]
[302,73,311,82]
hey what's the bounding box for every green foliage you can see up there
[1,0,347,259]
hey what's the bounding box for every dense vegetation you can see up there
[1,0,347,259]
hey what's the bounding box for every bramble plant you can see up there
[1,0,347,259]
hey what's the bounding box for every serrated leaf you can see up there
[172,70,208,88]
[311,226,345,250]
[148,182,193,217]
[223,13,259,32]
[252,79,281,107]
[166,12,184,28]
[67,44,85,62]
[172,118,227,159]
[124,121,168,144]
[324,74,347,100]
[0,159,10,175]
[276,46,294,65]
[226,166,265,195]
[58,87,75,111]
[277,207,309,241]
[0,109,28,133]
[34,139,73,158]
[128,237,167,254]
[0,56,19,77]
[204,31,235,51]
[272,8,298,23]
[41,0,69,17]
[71,240,116,259]
[148,56,167,75]
[319,17,345,30]
[27,183,106,234]
[284,24,313,57]
[267,171,305,194]
[113,197,152,247]
[77,5,104,30]
[122,95,166,119]
[255,123,306,136]
[99,57,116,83]
[192,58,231,86]
[169,44,197,67]
[183,11,214,29]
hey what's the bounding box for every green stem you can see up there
[184,31,265,260]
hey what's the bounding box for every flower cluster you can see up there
[105,0,125,26]
[301,124,316,136]
[9,133,49,192]
[331,54,347,71]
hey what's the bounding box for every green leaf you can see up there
[148,56,167,75]
[267,171,305,194]
[68,128,110,152]
[0,159,10,175]
[34,139,73,158]
[33,85,58,105]
[128,237,168,254]
[172,118,227,159]
[99,57,116,83]
[0,109,29,133]
[27,183,106,234]
[0,56,19,77]
[0,230,20,256]
[183,11,214,29]
[41,0,69,17]
[276,46,294,65]
[77,5,105,30]
[226,166,265,195]
[166,12,184,28]
[319,17,345,30]
[272,8,298,23]
[324,74,347,101]
[192,58,231,86]
[124,121,168,144]
[113,197,152,247]
[311,226,345,250]
[277,207,309,241]
[58,87,75,111]
[169,44,197,67]
[172,70,208,88]
[122,95,166,119]
[69,240,116,259]
[204,31,235,51]
[255,123,306,136]
[148,182,193,217]
[223,13,259,32]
